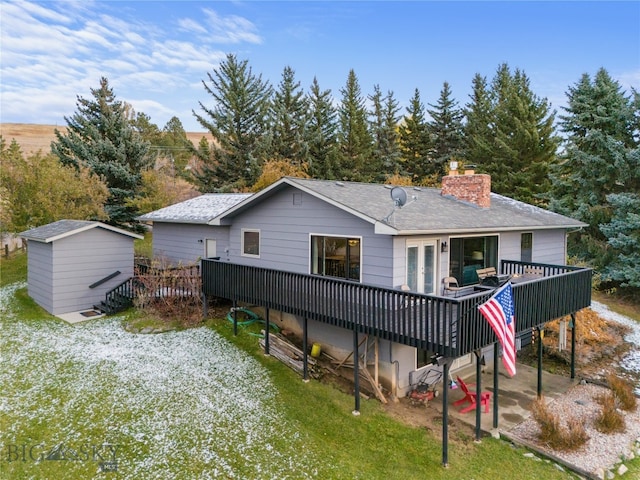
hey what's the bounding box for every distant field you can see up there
[0,123,212,156]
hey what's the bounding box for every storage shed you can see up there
[19,220,143,315]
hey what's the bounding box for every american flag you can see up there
[478,282,516,376]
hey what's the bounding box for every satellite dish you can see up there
[390,187,408,207]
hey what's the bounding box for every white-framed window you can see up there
[521,232,533,263]
[241,229,260,257]
[310,234,361,281]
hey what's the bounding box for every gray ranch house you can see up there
[19,220,142,316]
[149,172,588,399]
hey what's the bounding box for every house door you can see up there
[205,239,217,258]
[406,240,436,294]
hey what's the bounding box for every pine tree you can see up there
[306,77,340,179]
[464,65,558,204]
[398,88,431,182]
[464,74,494,168]
[51,77,151,228]
[161,116,194,179]
[270,66,309,168]
[192,54,272,191]
[337,69,373,181]
[549,68,638,286]
[490,66,558,204]
[427,81,465,178]
[369,85,401,181]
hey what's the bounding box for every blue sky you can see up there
[1,1,638,132]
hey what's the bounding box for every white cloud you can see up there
[202,8,262,44]
[0,1,261,129]
[178,18,208,35]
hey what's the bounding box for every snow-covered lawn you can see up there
[0,283,326,479]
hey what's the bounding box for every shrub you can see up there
[531,396,589,451]
[133,258,202,327]
[607,373,637,412]
[595,391,626,434]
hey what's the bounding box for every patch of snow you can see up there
[591,300,640,393]
[0,282,328,479]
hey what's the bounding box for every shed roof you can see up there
[137,193,252,224]
[19,220,143,243]
[213,177,587,235]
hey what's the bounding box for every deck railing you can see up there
[201,260,592,358]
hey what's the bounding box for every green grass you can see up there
[211,321,580,479]
[134,231,153,258]
[0,248,27,286]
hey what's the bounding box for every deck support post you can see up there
[232,300,238,336]
[474,350,483,441]
[537,326,543,397]
[303,317,309,381]
[442,360,450,467]
[353,329,360,415]
[570,313,576,380]
[493,342,499,429]
[264,308,270,355]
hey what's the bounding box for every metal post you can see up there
[233,300,238,336]
[537,326,543,397]
[353,329,360,415]
[264,308,270,355]
[475,350,482,441]
[570,313,576,380]
[442,360,450,467]
[303,317,309,381]
[493,342,499,429]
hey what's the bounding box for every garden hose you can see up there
[226,307,281,336]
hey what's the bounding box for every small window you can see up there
[521,233,532,262]
[242,229,260,257]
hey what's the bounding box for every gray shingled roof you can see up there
[215,177,586,234]
[137,194,252,224]
[19,220,142,243]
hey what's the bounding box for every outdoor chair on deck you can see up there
[453,376,491,414]
[443,277,464,297]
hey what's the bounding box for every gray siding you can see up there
[27,241,54,313]
[152,223,232,265]
[226,187,394,287]
[500,229,567,265]
[532,229,567,264]
[50,229,135,314]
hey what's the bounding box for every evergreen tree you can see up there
[337,69,373,181]
[161,116,194,178]
[270,66,309,168]
[490,65,558,204]
[427,81,465,178]
[192,54,272,191]
[398,88,432,182]
[549,68,638,287]
[306,77,340,179]
[51,77,151,228]
[464,74,494,169]
[464,65,558,204]
[369,85,401,181]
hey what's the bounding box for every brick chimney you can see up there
[441,170,491,208]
